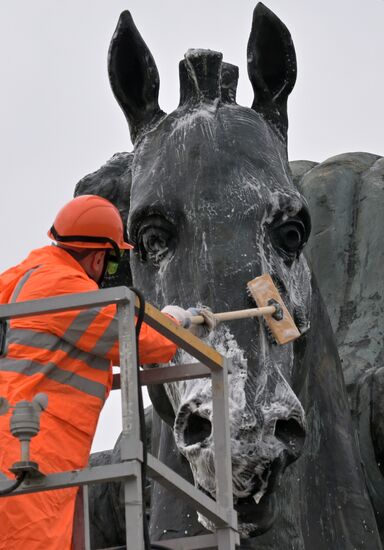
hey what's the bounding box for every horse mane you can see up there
[178,50,239,108]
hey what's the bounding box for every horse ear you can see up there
[108,12,165,143]
[247,3,297,141]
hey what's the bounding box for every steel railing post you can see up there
[211,357,238,549]
[82,485,91,550]
[117,297,145,550]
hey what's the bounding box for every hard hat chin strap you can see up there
[49,225,121,259]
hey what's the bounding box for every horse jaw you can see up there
[169,324,306,538]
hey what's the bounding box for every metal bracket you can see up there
[267,298,284,321]
[9,461,45,480]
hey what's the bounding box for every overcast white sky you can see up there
[0,1,383,452]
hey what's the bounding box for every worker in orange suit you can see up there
[0,194,215,550]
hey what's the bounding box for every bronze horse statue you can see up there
[76,4,383,548]
[292,152,384,544]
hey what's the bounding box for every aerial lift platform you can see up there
[0,287,239,550]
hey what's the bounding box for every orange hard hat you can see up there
[48,195,133,257]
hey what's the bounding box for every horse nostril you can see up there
[183,413,212,446]
[274,418,306,456]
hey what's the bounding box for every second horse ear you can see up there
[108,11,165,144]
[247,3,297,143]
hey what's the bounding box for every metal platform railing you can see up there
[0,287,239,549]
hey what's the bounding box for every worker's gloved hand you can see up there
[161,305,192,328]
[187,306,217,338]
[161,305,217,338]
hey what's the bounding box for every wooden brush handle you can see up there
[190,306,276,325]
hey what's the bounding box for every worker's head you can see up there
[48,195,133,284]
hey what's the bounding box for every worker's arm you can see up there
[56,301,177,365]
[11,270,177,365]
[48,301,177,366]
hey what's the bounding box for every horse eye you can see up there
[135,216,176,266]
[273,220,307,257]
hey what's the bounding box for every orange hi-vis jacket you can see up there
[0,245,177,550]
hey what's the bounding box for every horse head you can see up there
[108,3,309,537]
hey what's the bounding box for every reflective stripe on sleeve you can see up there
[10,267,39,303]
[6,328,110,372]
[90,317,118,357]
[0,357,106,400]
[62,308,102,346]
